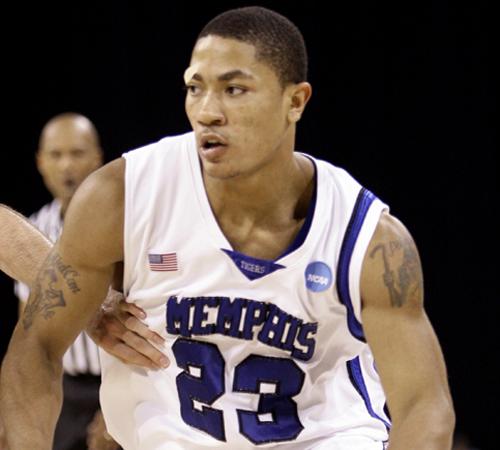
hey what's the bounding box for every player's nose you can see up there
[196,92,226,127]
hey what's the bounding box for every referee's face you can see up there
[36,119,102,207]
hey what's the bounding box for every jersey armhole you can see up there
[122,155,132,297]
[349,200,388,324]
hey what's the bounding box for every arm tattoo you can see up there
[23,253,81,330]
[370,238,422,307]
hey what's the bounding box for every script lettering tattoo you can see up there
[52,254,81,294]
[23,253,81,330]
[370,238,422,307]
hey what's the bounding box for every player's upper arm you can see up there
[59,157,125,270]
[20,158,126,357]
[361,211,423,312]
[360,211,453,422]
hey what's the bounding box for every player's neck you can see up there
[204,153,314,226]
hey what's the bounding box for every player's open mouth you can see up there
[200,133,228,149]
[202,140,225,150]
[200,134,228,160]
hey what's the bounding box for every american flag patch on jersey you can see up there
[148,253,178,272]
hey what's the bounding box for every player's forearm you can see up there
[0,204,51,285]
[2,237,51,285]
[387,397,455,450]
[0,326,63,450]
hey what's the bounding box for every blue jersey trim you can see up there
[347,357,391,430]
[336,188,376,342]
[221,249,286,281]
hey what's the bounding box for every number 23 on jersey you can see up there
[172,338,306,444]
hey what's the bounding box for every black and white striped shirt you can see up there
[14,199,101,376]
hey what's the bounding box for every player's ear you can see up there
[287,82,312,124]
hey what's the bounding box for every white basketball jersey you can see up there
[99,132,391,449]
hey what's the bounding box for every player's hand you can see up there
[87,288,169,370]
[87,409,120,450]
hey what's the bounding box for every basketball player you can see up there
[0,7,455,449]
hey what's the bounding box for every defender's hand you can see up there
[87,288,169,370]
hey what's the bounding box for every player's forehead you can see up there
[187,35,267,81]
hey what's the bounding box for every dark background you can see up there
[0,1,495,448]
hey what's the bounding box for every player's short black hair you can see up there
[198,6,308,86]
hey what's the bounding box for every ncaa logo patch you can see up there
[305,261,333,292]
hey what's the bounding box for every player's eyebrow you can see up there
[190,70,254,82]
[218,70,254,81]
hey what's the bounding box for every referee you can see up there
[14,113,118,450]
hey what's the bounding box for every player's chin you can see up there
[202,160,241,180]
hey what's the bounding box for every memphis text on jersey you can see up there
[166,296,317,361]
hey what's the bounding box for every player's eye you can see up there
[184,84,202,96]
[226,86,246,96]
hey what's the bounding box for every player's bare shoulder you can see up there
[74,156,125,201]
[60,157,125,265]
[361,211,424,310]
